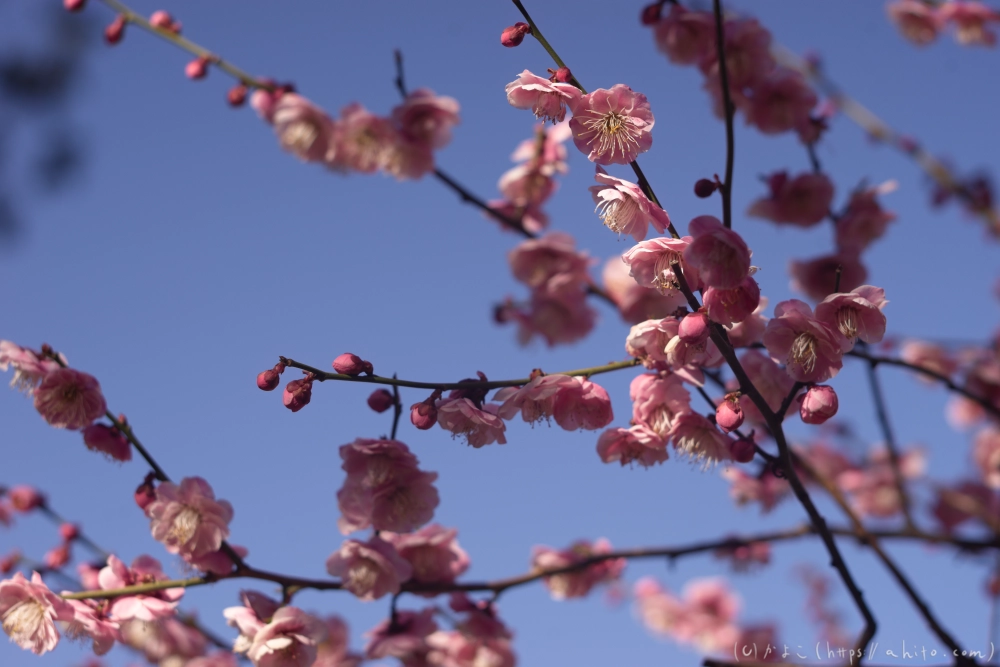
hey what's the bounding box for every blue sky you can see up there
[2,1,1000,665]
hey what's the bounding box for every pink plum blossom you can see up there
[653,6,715,64]
[392,88,460,150]
[283,375,314,412]
[625,317,678,369]
[815,285,888,344]
[632,578,690,640]
[326,536,413,601]
[933,480,1000,532]
[671,412,733,468]
[799,385,839,424]
[835,185,897,252]
[837,448,926,518]
[630,373,692,439]
[337,438,439,534]
[596,425,667,467]
[146,476,234,560]
[742,68,817,136]
[589,166,671,240]
[188,544,248,575]
[64,599,119,656]
[683,216,752,289]
[224,590,280,655]
[531,538,625,600]
[721,467,790,512]
[505,70,582,123]
[789,253,868,302]
[509,120,572,171]
[664,331,724,385]
[716,394,744,433]
[602,257,686,324]
[682,578,742,652]
[888,0,943,45]
[364,608,437,662]
[568,84,654,165]
[188,653,241,667]
[621,235,698,294]
[703,275,761,327]
[500,274,597,347]
[313,615,360,667]
[0,571,74,655]
[247,606,328,667]
[507,232,591,289]
[334,103,397,173]
[901,341,957,382]
[938,1,1000,45]
[973,427,1000,488]
[679,311,710,344]
[494,373,579,424]
[747,172,834,227]
[425,631,516,667]
[119,615,207,663]
[497,162,556,208]
[33,368,106,430]
[0,341,62,395]
[7,486,45,512]
[436,397,507,447]
[713,540,771,573]
[763,300,851,382]
[699,17,775,89]
[381,524,470,590]
[82,423,131,462]
[551,376,614,431]
[727,297,769,348]
[97,555,183,622]
[271,93,337,163]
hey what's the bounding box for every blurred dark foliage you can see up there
[0,2,95,244]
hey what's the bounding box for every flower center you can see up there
[579,110,639,160]
[348,559,381,592]
[789,332,818,374]
[283,121,318,153]
[595,196,640,236]
[836,306,858,341]
[648,406,675,437]
[2,599,46,642]
[171,506,202,545]
[652,251,682,291]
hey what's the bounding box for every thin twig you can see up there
[711,0,736,229]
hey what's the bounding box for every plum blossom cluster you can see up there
[888,0,1000,47]
[644,4,819,140]
[496,232,598,347]
[530,538,625,600]
[251,86,459,180]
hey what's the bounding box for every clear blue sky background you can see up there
[2,1,1000,665]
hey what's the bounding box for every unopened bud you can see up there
[64,0,86,12]
[8,486,45,513]
[185,56,209,80]
[367,389,394,413]
[501,22,531,47]
[729,436,756,463]
[83,423,132,462]
[256,362,285,391]
[640,2,663,25]
[149,10,181,34]
[59,523,80,542]
[228,84,248,107]
[333,353,373,376]
[715,394,744,433]
[283,375,315,412]
[410,391,441,430]
[44,544,71,569]
[552,67,572,83]
[678,311,710,344]
[135,473,157,512]
[799,385,838,425]
[105,15,126,44]
[694,178,719,198]
[0,550,21,575]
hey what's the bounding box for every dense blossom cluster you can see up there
[887,0,1000,46]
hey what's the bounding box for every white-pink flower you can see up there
[364,608,437,662]
[271,93,338,163]
[381,524,470,591]
[596,425,668,467]
[589,166,671,241]
[97,555,183,622]
[670,412,732,468]
[763,299,851,383]
[747,171,834,227]
[494,373,579,425]
[568,84,654,165]
[247,606,328,667]
[146,476,234,560]
[815,285,888,344]
[531,538,625,600]
[653,6,716,65]
[887,0,942,45]
[391,87,460,150]
[33,367,106,430]
[551,376,614,431]
[630,373,692,439]
[683,216,752,290]
[326,536,413,601]
[0,341,62,395]
[64,599,119,656]
[505,70,582,123]
[436,397,508,447]
[507,232,591,289]
[0,571,74,655]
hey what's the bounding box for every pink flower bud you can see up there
[135,473,157,512]
[552,67,573,83]
[228,84,248,107]
[44,543,71,569]
[0,550,20,574]
[149,10,181,34]
[367,389,394,413]
[678,312,710,344]
[64,0,86,11]
[283,375,315,412]
[799,385,838,425]
[410,394,440,430]
[256,362,285,391]
[105,15,126,44]
[82,423,131,461]
[640,2,663,25]
[59,523,80,542]
[716,394,744,433]
[8,486,45,512]
[185,57,209,80]
[695,178,719,198]
[729,436,756,463]
[333,353,373,376]
[501,22,532,47]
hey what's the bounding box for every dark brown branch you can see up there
[711,0,736,229]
